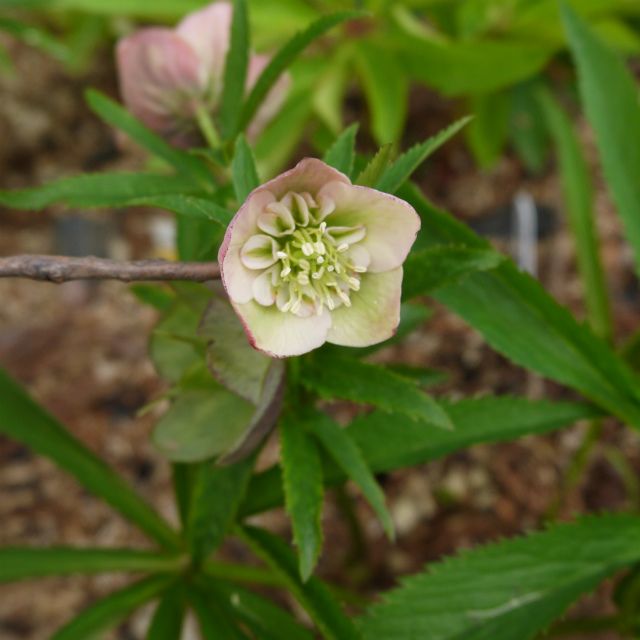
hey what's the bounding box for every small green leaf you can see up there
[0,368,180,549]
[240,526,360,640]
[301,354,453,431]
[323,123,359,177]
[355,143,394,187]
[236,11,363,136]
[307,411,394,540]
[376,116,472,194]
[219,0,250,139]
[232,134,260,202]
[188,582,253,639]
[52,576,174,640]
[280,411,324,581]
[359,515,640,640]
[403,245,504,300]
[466,92,511,169]
[146,585,185,640]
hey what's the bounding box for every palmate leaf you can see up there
[562,3,640,277]
[359,514,640,640]
[239,396,600,517]
[0,368,180,549]
[323,123,359,177]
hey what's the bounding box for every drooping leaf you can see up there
[323,123,359,177]
[562,3,640,276]
[359,515,640,640]
[376,116,472,194]
[0,368,180,549]
[232,134,260,202]
[280,411,324,581]
[146,584,186,640]
[240,526,360,640]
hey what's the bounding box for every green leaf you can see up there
[240,526,361,640]
[280,411,324,581]
[188,582,252,639]
[85,89,210,185]
[236,11,363,136]
[376,116,472,194]
[510,82,550,174]
[146,585,185,640]
[537,87,611,340]
[232,134,260,202]
[240,396,600,517]
[355,144,394,187]
[562,3,640,276]
[52,576,174,640]
[301,354,453,431]
[0,548,184,583]
[129,195,233,227]
[323,123,359,177]
[130,284,174,312]
[403,246,504,300]
[0,368,180,549]
[466,92,511,169]
[187,455,255,564]
[359,514,640,640]
[219,0,250,139]
[356,42,408,145]
[402,184,640,429]
[0,172,202,210]
[307,411,394,540]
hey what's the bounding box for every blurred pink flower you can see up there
[116,1,289,146]
[219,158,421,357]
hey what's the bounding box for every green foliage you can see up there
[466,92,511,169]
[188,583,250,639]
[359,515,640,639]
[355,143,395,187]
[146,585,186,640]
[562,3,640,277]
[232,134,260,202]
[323,123,359,177]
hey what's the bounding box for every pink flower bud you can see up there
[219,158,421,357]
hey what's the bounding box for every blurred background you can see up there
[1,1,640,637]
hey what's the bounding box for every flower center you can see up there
[239,190,370,317]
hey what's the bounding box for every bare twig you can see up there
[0,255,220,283]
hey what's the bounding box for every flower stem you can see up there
[195,104,221,150]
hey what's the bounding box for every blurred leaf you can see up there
[385,364,447,388]
[510,83,550,174]
[188,583,250,639]
[307,410,394,539]
[0,368,180,549]
[129,195,233,226]
[130,284,174,312]
[359,515,640,640]
[236,11,363,136]
[356,143,394,187]
[538,87,611,340]
[0,548,183,583]
[0,16,70,64]
[403,245,504,299]
[356,42,408,145]
[301,354,453,430]
[313,55,348,134]
[376,116,472,193]
[466,92,511,169]
[85,90,211,185]
[220,0,250,139]
[232,134,260,202]
[240,526,360,639]
[280,411,324,581]
[146,585,185,640]
[52,576,174,640]
[323,123,359,177]
[562,3,640,277]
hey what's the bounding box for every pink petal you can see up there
[327,268,403,347]
[319,182,421,273]
[233,300,332,357]
[176,1,233,98]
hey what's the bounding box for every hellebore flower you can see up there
[219,158,421,357]
[116,1,289,146]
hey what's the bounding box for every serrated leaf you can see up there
[240,396,600,517]
[0,368,179,549]
[219,0,250,139]
[376,117,472,194]
[307,410,394,540]
[129,195,233,227]
[562,3,640,277]
[52,576,174,640]
[403,245,504,300]
[301,354,453,430]
[280,411,324,581]
[239,526,360,640]
[146,584,185,640]
[236,11,363,136]
[355,144,394,187]
[359,515,640,640]
[232,134,260,202]
[323,123,359,177]
[0,548,183,583]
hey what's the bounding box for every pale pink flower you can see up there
[219,158,421,357]
[116,1,289,146]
